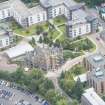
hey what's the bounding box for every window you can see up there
[93,80,95,88]
[8,9,10,17]
[54,9,56,16]
[0,40,2,46]
[37,15,40,22]
[101,82,104,93]
[43,13,45,20]
[59,8,61,14]
[73,30,76,36]
[2,10,5,18]
[86,25,89,32]
[30,17,33,23]
[79,28,81,35]
[96,83,97,92]
[6,39,9,45]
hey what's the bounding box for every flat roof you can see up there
[5,42,34,59]
[86,53,105,68]
[74,73,87,83]
[82,88,105,105]
[0,1,10,10]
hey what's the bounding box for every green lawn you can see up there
[63,50,83,60]
[70,64,86,76]
[64,38,96,52]
[53,16,67,26]
[58,25,67,42]
[48,29,59,39]
[10,20,49,36]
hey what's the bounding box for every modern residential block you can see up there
[0,0,98,38]
[0,28,16,49]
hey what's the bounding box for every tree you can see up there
[30,69,43,80]
[43,36,49,44]
[54,39,61,47]
[72,100,79,105]
[10,69,24,81]
[71,80,84,101]
[32,37,36,45]
[36,25,44,35]
[56,99,68,105]
[39,36,43,43]
[43,32,48,36]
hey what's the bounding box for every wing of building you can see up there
[81,88,105,105]
[84,53,105,94]
[5,42,34,59]
[0,0,99,38]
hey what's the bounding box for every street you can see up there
[46,24,105,104]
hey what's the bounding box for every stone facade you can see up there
[24,46,63,71]
[84,54,105,94]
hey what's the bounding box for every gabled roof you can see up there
[5,42,34,59]
[40,0,64,8]
[10,0,30,18]
[0,1,10,10]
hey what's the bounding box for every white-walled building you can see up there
[0,29,15,49]
[0,0,98,37]
[81,88,105,105]
[28,5,47,26]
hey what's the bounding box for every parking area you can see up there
[0,80,49,105]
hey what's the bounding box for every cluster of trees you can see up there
[59,71,84,102]
[75,0,105,7]
[21,0,39,4]
[63,50,82,60]
[70,64,86,76]
[62,38,95,52]
[0,69,70,105]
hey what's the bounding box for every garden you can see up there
[59,64,87,104]
[62,38,96,60]
[0,69,70,105]
[10,20,49,36]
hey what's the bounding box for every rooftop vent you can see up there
[93,55,103,62]
[95,68,101,72]
[95,70,104,78]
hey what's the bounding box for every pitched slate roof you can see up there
[10,0,30,18]
[40,0,64,8]
[0,1,10,10]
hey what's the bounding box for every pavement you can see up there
[46,31,105,104]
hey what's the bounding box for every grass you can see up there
[48,29,59,39]
[70,64,86,76]
[63,50,83,60]
[10,16,66,39]
[68,38,96,52]
[58,25,67,42]
[10,20,49,36]
[53,16,67,26]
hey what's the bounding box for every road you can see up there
[46,33,105,104]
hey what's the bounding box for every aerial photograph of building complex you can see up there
[0,0,105,105]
